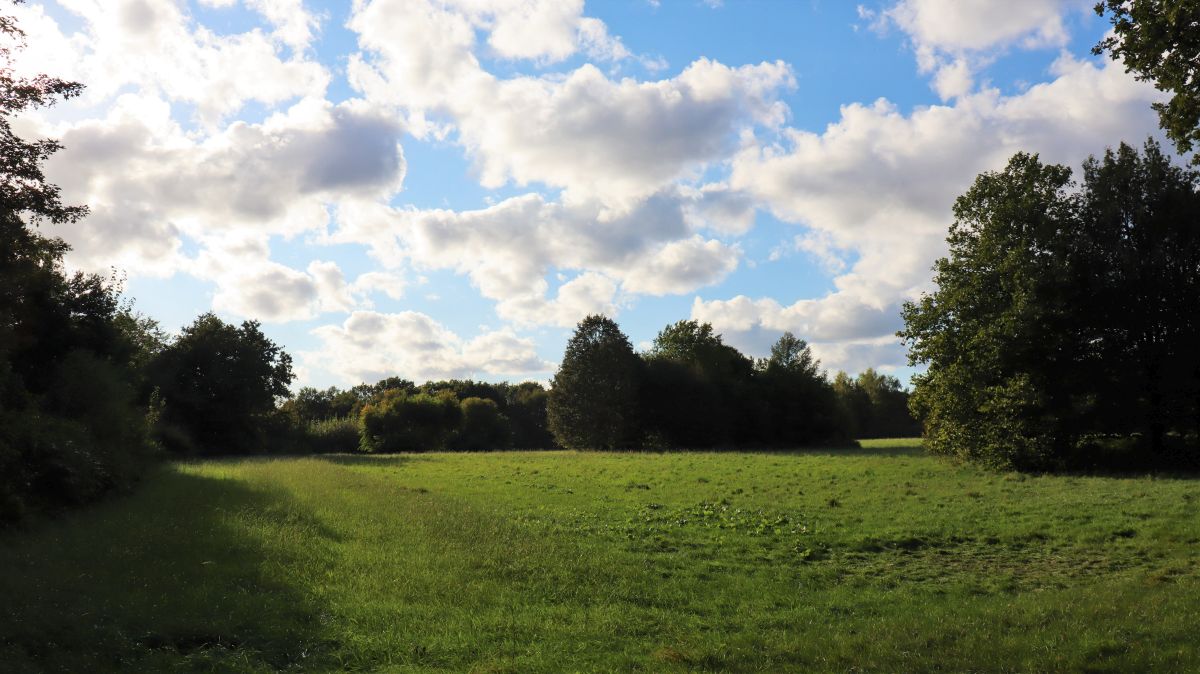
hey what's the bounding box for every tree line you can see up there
[546,316,916,450]
[271,323,915,456]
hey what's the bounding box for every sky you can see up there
[12,0,1168,390]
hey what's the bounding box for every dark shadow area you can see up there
[618,443,927,459]
[0,467,340,672]
[309,453,424,468]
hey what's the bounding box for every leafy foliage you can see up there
[901,142,1200,469]
[150,314,294,455]
[1095,1,1200,161]
[640,320,749,446]
[548,315,642,449]
[359,389,462,452]
[452,397,511,451]
[833,369,920,439]
[0,3,155,523]
[756,332,846,446]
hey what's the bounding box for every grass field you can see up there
[2,438,1199,672]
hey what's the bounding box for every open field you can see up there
[2,439,1199,672]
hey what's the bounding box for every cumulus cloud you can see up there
[621,237,740,295]
[14,0,328,124]
[190,237,409,323]
[693,54,1164,373]
[17,0,1169,382]
[496,272,619,328]
[349,0,794,205]
[873,0,1087,100]
[685,183,758,235]
[39,95,404,274]
[306,311,551,384]
[334,189,741,326]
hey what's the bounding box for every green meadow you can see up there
[2,439,1199,673]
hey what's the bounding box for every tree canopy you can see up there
[548,315,641,450]
[0,3,157,522]
[901,141,1200,470]
[150,314,294,455]
[1095,1,1200,162]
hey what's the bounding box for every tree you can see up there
[901,152,1085,469]
[833,369,920,439]
[0,2,154,522]
[504,382,556,449]
[758,332,845,446]
[151,314,294,455]
[832,371,871,438]
[548,315,641,449]
[1075,140,1200,459]
[901,142,1200,470]
[1095,1,1200,162]
[641,320,760,447]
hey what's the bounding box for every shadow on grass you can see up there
[655,441,927,459]
[0,467,339,672]
[309,453,423,467]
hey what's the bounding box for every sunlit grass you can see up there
[3,439,1199,672]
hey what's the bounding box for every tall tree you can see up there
[1095,1,1200,162]
[641,320,752,446]
[901,141,1200,470]
[151,314,294,455]
[1,1,154,521]
[548,315,641,450]
[758,332,844,445]
[1076,140,1200,456]
[901,152,1083,469]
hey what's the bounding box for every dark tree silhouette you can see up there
[548,315,640,449]
[758,332,845,446]
[151,314,294,455]
[641,320,751,447]
[1095,1,1200,162]
[0,2,155,522]
[901,141,1200,470]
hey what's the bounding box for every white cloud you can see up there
[39,95,404,274]
[349,0,794,205]
[496,272,619,328]
[878,0,1087,100]
[621,236,739,296]
[695,55,1164,372]
[306,311,551,384]
[886,0,1078,53]
[686,183,758,235]
[192,241,409,323]
[17,0,328,124]
[351,271,408,301]
[334,189,741,326]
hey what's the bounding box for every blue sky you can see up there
[16,0,1165,388]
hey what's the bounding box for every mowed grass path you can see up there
[2,439,1199,672]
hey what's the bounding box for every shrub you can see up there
[359,390,462,453]
[305,417,362,454]
[452,397,510,451]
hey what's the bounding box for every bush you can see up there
[305,417,361,454]
[452,397,510,451]
[0,351,155,524]
[359,390,462,453]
